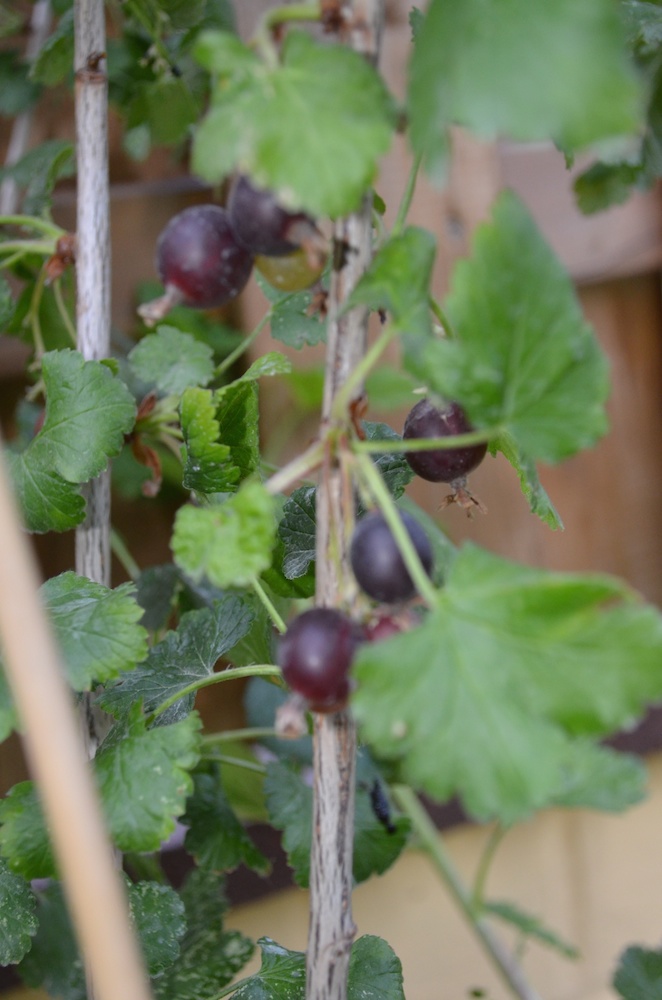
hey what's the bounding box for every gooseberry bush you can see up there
[2,2,662,999]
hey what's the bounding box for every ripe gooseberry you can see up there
[350,510,433,603]
[278,608,363,713]
[403,399,487,484]
[228,175,316,256]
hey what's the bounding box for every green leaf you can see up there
[238,351,292,382]
[184,765,270,874]
[348,227,436,337]
[0,139,75,216]
[0,271,14,328]
[418,193,609,463]
[0,858,37,964]
[135,564,182,631]
[18,883,85,1000]
[573,160,644,214]
[264,759,409,888]
[173,481,277,589]
[96,707,201,852]
[127,77,200,146]
[193,30,396,218]
[181,382,260,493]
[363,422,415,502]
[244,677,312,766]
[267,286,327,350]
[230,935,404,1000]
[408,0,643,178]
[154,869,254,1000]
[129,326,215,395]
[482,901,579,959]
[552,741,648,812]
[278,486,316,580]
[0,783,54,880]
[99,595,256,725]
[0,668,18,743]
[128,880,186,977]
[42,572,148,690]
[494,431,563,529]
[352,543,662,822]
[614,945,662,1000]
[31,8,74,86]
[9,350,136,532]
[0,51,40,117]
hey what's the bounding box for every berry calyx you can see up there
[138,205,254,326]
[278,608,363,713]
[228,175,319,257]
[350,510,434,603]
[403,398,487,485]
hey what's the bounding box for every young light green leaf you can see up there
[348,227,436,337]
[263,280,326,350]
[153,869,254,1000]
[193,30,396,218]
[95,707,201,853]
[614,945,662,1000]
[42,572,148,691]
[417,193,609,463]
[278,486,316,580]
[264,760,409,888]
[180,387,237,494]
[352,543,662,822]
[17,883,85,1000]
[99,595,256,725]
[0,858,38,964]
[238,351,292,382]
[127,880,186,977]
[482,901,579,959]
[214,381,260,482]
[129,326,215,395]
[183,766,270,874]
[9,350,136,532]
[408,0,642,178]
[173,481,277,589]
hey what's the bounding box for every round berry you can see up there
[403,399,487,483]
[255,248,325,291]
[278,608,362,713]
[350,510,433,603]
[228,175,314,256]
[155,204,253,309]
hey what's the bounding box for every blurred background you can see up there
[1,2,662,998]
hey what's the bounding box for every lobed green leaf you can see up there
[0,858,37,965]
[129,326,215,396]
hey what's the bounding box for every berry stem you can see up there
[429,294,455,336]
[391,152,422,238]
[264,438,326,495]
[353,451,439,607]
[214,310,272,378]
[353,426,500,453]
[392,785,544,1000]
[201,727,278,746]
[251,577,287,634]
[0,215,64,238]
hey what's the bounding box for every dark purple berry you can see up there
[350,510,433,603]
[228,175,314,257]
[278,608,362,713]
[403,399,487,484]
[155,204,253,309]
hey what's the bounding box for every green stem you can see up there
[209,976,252,1000]
[391,153,422,238]
[0,215,64,238]
[393,786,543,1000]
[148,665,282,723]
[264,438,326,495]
[429,295,455,337]
[353,452,439,607]
[214,311,272,378]
[253,1,321,58]
[110,529,141,581]
[0,238,55,257]
[201,752,267,775]
[472,823,510,911]
[353,427,500,454]
[53,279,77,344]
[27,267,47,357]
[201,727,277,746]
[330,324,398,421]
[252,577,287,634]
